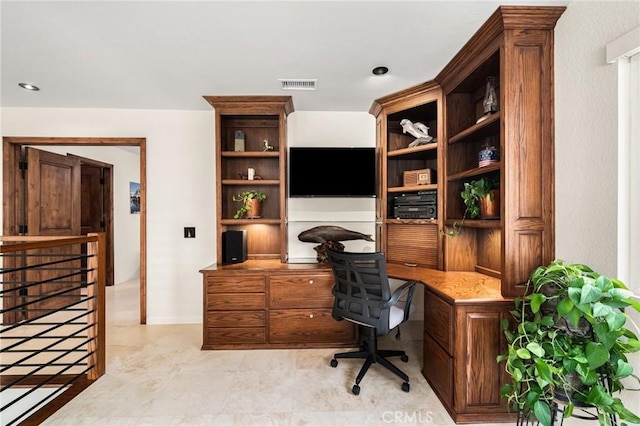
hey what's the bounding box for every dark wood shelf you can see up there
[221,218,281,225]
[221,179,280,185]
[387,184,438,193]
[386,218,438,225]
[448,111,500,145]
[447,163,501,181]
[444,218,501,229]
[221,151,280,158]
[387,142,438,157]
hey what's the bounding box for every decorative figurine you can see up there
[262,139,274,151]
[477,76,498,123]
[400,119,434,147]
[234,130,245,152]
[298,225,374,263]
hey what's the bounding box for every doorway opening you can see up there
[2,137,148,324]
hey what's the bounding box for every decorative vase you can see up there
[478,144,499,167]
[245,199,262,219]
[478,190,500,219]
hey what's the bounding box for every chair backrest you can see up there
[326,249,395,334]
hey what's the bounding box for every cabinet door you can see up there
[454,304,512,415]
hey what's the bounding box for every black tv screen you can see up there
[289,147,376,197]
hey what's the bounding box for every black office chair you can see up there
[326,249,417,395]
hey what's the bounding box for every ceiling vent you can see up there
[279,79,317,91]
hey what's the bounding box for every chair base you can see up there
[330,326,410,395]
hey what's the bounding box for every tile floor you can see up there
[43,280,515,426]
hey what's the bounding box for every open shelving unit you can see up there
[370,81,442,269]
[204,96,293,263]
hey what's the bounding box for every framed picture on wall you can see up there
[130,182,140,214]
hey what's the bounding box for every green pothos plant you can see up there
[443,177,497,237]
[497,260,640,426]
[232,190,266,219]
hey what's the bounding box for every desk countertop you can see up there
[200,259,513,305]
[386,263,511,305]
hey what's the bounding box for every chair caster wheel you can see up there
[330,359,338,368]
[401,354,409,362]
[402,382,410,392]
[352,384,360,395]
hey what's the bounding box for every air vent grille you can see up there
[279,79,317,91]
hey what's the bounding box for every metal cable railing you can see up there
[0,235,105,426]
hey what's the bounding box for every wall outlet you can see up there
[184,227,196,238]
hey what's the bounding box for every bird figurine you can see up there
[399,119,434,147]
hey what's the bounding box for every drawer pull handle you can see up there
[309,314,314,318]
[404,262,418,267]
[309,279,314,284]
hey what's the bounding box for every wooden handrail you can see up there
[0,235,99,253]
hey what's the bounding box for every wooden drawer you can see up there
[269,274,335,309]
[424,290,453,353]
[423,332,453,406]
[207,293,265,311]
[207,310,265,328]
[206,275,265,293]
[269,309,356,344]
[206,327,266,345]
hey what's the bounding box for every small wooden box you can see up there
[403,169,434,186]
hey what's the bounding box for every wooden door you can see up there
[22,147,82,319]
[79,162,114,286]
[81,165,103,235]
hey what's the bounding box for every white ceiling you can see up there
[1,0,570,113]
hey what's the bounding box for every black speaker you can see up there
[222,230,247,264]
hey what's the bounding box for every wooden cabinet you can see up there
[203,96,293,263]
[201,260,357,350]
[374,5,565,423]
[369,82,443,269]
[423,288,513,423]
[435,6,564,297]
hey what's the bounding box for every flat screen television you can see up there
[289,147,376,198]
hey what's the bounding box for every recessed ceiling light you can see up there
[372,66,389,76]
[19,83,40,91]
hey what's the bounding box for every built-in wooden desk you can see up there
[201,260,515,423]
[386,263,515,423]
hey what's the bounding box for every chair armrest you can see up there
[382,281,417,322]
[381,281,417,308]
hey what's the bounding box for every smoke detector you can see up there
[279,79,317,91]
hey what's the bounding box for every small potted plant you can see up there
[498,260,640,426]
[232,190,266,219]
[444,177,499,236]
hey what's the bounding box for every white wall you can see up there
[555,0,640,277]
[555,0,640,414]
[1,107,215,324]
[287,111,376,262]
